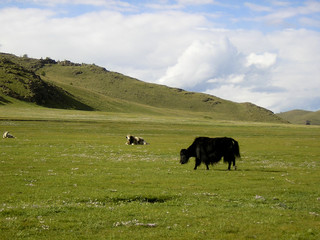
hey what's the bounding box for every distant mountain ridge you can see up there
[277,110,320,125]
[0,52,287,123]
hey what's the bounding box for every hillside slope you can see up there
[0,54,92,110]
[277,110,320,125]
[0,52,287,123]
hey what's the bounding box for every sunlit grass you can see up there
[0,107,319,239]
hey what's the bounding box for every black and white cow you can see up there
[126,135,149,145]
[3,131,15,139]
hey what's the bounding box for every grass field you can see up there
[0,107,319,239]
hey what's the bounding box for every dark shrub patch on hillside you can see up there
[0,57,93,110]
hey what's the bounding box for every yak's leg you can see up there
[226,156,236,170]
[195,146,204,170]
[233,157,237,170]
[228,161,231,170]
[225,154,236,171]
[194,158,201,170]
[205,163,209,170]
[225,155,232,170]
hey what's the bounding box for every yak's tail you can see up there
[232,139,241,158]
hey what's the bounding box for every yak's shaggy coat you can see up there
[180,137,240,170]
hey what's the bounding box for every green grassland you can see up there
[1,106,319,239]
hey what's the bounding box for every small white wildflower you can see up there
[42,225,49,230]
[255,195,265,201]
[309,212,319,216]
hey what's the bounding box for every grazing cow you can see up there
[180,137,240,170]
[126,135,149,145]
[3,131,15,139]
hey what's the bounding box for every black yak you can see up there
[180,137,240,170]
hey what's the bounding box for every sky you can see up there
[0,0,320,113]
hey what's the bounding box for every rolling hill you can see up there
[0,55,93,110]
[0,52,287,123]
[277,110,320,125]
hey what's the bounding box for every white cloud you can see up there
[205,84,286,112]
[245,0,320,28]
[208,74,245,84]
[15,0,132,7]
[244,2,272,12]
[0,8,207,66]
[299,17,320,28]
[271,1,291,7]
[177,0,215,5]
[203,29,320,112]
[0,2,319,112]
[158,38,240,89]
[246,52,277,69]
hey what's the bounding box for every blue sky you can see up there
[0,0,320,112]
